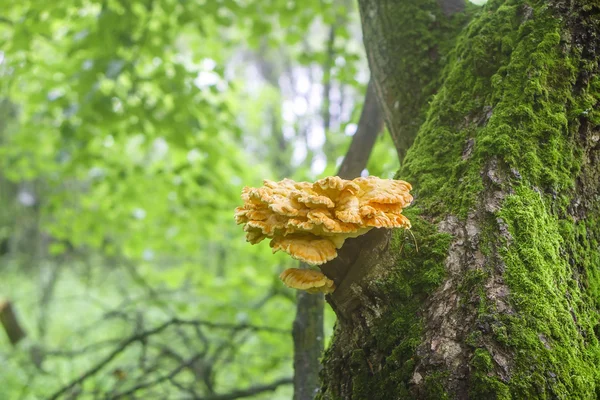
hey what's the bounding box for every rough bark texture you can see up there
[294,289,325,400]
[319,0,600,399]
[337,80,384,181]
[358,0,471,163]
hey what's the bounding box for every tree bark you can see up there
[358,0,471,163]
[293,289,326,400]
[319,0,600,399]
[337,80,384,181]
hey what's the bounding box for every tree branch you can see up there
[47,318,289,400]
[337,79,384,180]
[438,0,465,16]
[201,377,293,400]
[358,0,470,162]
[111,354,204,399]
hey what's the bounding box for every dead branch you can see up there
[47,317,289,400]
[201,377,293,400]
[0,299,27,345]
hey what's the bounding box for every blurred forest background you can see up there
[0,0,482,398]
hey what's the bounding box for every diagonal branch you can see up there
[336,79,384,180]
[201,377,293,400]
[358,0,470,162]
[111,354,204,399]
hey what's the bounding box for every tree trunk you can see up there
[294,289,326,400]
[359,0,472,163]
[318,0,600,399]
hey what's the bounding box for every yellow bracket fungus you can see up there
[279,268,336,294]
[235,176,413,293]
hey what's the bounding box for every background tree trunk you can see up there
[319,0,600,398]
[294,79,384,400]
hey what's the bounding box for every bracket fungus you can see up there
[235,176,413,294]
[279,268,336,294]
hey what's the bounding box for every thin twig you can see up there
[47,318,289,399]
[200,377,293,400]
[110,354,203,399]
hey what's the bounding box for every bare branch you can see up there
[0,17,14,26]
[47,318,289,400]
[111,354,204,399]
[45,338,122,357]
[337,79,384,180]
[201,377,293,400]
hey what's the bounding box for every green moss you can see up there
[362,209,453,398]
[393,0,600,398]
[495,187,600,399]
[468,348,512,399]
[458,269,489,297]
[366,0,477,162]
[470,372,512,400]
[349,349,371,399]
[320,209,453,400]
[399,0,586,217]
[422,371,451,400]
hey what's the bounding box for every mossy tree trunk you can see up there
[319,0,600,399]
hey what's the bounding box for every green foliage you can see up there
[0,0,378,398]
[367,132,400,178]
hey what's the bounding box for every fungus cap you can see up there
[270,235,337,265]
[236,176,412,268]
[279,268,336,294]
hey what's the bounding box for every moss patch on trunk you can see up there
[321,0,600,397]
[318,210,452,399]
[397,0,600,398]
